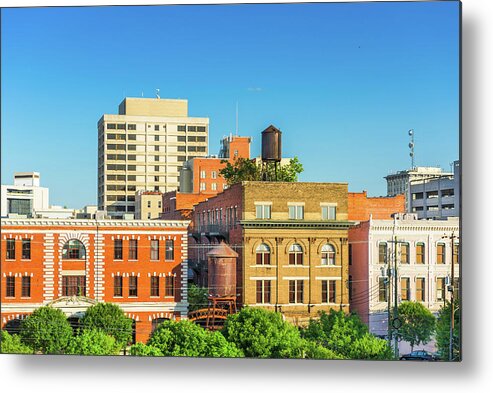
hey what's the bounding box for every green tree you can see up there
[220,156,304,186]
[129,342,164,357]
[397,301,436,351]
[302,310,392,360]
[65,328,120,356]
[80,303,133,347]
[221,307,305,358]
[147,319,243,358]
[435,301,460,360]
[0,330,32,354]
[19,306,72,354]
[188,284,209,312]
[301,338,343,360]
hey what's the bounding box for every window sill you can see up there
[283,265,308,268]
[113,296,123,298]
[250,265,277,268]
[164,296,175,299]
[20,297,32,299]
[5,297,15,299]
[128,296,138,298]
[5,259,16,262]
[128,259,138,262]
[21,259,32,262]
[150,296,160,298]
[317,265,340,268]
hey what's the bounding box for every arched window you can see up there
[289,243,303,265]
[62,239,86,259]
[321,244,336,265]
[256,243,271,265]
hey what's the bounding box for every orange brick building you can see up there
[1,218,189,343]
[348,191,405,221]
[161,190,210,221]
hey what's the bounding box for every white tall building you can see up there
[1,172,49,218]
[349,213,460,342]
[98,97,209,219]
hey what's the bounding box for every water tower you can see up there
[261,125,282,180]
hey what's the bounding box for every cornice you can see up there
[0,218,190,229]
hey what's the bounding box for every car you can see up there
[399,350,439,361]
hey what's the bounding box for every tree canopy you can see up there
[220,157,304,186]
[301,310,393,360]
[0,330,32,354]
[397,301,436,351]
[146,319,243,358]
[19,306,73,354]
[187,284,209,312]
[435,301,460,360]
[65,328,120,356]
[79,302,133,347]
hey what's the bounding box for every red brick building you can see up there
[161,191,210,221]
[1,218,189,343]
[348,191,405,221]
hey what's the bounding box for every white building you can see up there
[409,160,460,219]
[349,213,460,346]
[1,172,49,218]
[385,166,453,213]
[97,97,209,219]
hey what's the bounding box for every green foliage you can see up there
[302,310,392,360]
[147,319,243,358]
[188,284,209,312]
[220,156,304,185]
[80,303,133,347]
[19,306,72,354]
[0,330,32,354]
[301,339,343,360]
[221,307,305,358]
[397,301,436,351]
[435,301,460,360]
[65,328,120,355]
[130,342,164,356]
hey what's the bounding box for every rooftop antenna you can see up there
[408,129,415,169]
[235,101,239,136]
[156,89,160,99]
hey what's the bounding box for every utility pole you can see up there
[393,235,399,359]
[449,231,456,361]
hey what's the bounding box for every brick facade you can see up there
[1,218,189,343]
[348,191,405,221]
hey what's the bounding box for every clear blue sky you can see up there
[1,2,459,208]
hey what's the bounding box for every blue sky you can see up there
[1,2,459,208]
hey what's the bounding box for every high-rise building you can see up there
[98,97,209,219]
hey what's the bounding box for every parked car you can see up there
[400,350,439,361]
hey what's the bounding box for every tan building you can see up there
[135,191,163,220]
[190,181,354,324]
[98,97,209,219]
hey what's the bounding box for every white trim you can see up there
[249,276,277,280]
[282,276,309,280]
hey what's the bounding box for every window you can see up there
[107,123,116,129]
[200,170,206,179]
[401,243,409,264]
[329,280,336,303]
[117,123,125,130]
[416,278,426,301]
[154,176,159,182]
[151,240,159,260]
[148,212,152,219]
[62,240,86,259]
[188,146,197,152]
[129,276,138,297]
[147,201,152,208]
[453,278,460,299]
[177,146,186,152]
[412,192,423,200]
[177,125,186,132]
[154,146,159,152]
[197,126,206,132]
[8,199,32,216]
[255,204,271,219]
[349,244,353,265]
[378,277,388,302]
[165,276,175,297]
[256,280,271,304]
[200,182,206,191]
[114,276,123,297]
[6,239,15,259]
[436,278,445,302]
[255,243,271,265]
[158,201,162,209]
[128,134,136,140]
[114,239,123,260]
[288,243,303,265]
[177,136,186,142]
[437,243,446,264]
[211,171,217,179]
[453,244,459,264]
[165,239,174,260]
[129,239,138,260]
[21,276,31,297]
[321,244,336,265]
[6,277,15,297]
[22,239,31,259]
[151,276,160,297]
[63,276,86,296]
[401,278,410,301]
[378,243,387,264]
[416,243,425,264]
[155,125,159,131]
[289,280,304,304]
[188,126,196,132]
[128,124,136,130]
[288,204,304,219]
[154,156,159,162]
[321,205,336,220]
[321,280,336,303]
[211,183,217,191]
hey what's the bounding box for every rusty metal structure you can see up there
[187,242,238,330]
[261,125,282,181]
